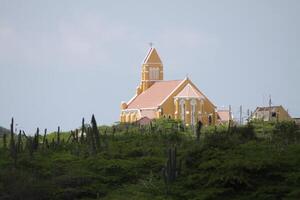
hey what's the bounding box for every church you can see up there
[120,47,217,126]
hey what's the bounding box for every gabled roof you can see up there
[143,48,162,64]
[217,110,231,122]
[127,80,184,109]
[175,83,204,99]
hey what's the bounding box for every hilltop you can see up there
[0,119,300,200]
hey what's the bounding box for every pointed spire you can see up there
[143,47,162,64]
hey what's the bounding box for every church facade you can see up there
[120,47,217,126]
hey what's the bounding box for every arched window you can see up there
[190,99,197,126]
[179,99,185,123]
[149,67,159,80]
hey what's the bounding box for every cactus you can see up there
[80,118,85,144]
[27,137,34,158]
[33,128,39,150]
[45,138,49,148]
[9,118,17,166]
[75,129,79,143]
[57,126,60,145]
[86,127,96,155]
[67,130,74,144]
[17,130,22,153]
[51,138,55,149]
[42,129,47,149]
[162,146,182,185]
[91,115,101,152]
[9,118,15,151]
[3,133,7,149]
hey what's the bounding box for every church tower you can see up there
[136,47,164,95]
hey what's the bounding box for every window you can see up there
[180,99,185,123]
[149,67,159,80]
[190,99,197,126]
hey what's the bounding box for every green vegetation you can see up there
[0,117,300,200]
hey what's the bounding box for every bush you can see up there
[273,121,300,144]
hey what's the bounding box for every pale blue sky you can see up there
[0,0,299,133]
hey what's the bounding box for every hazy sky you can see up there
[0,0,299,133]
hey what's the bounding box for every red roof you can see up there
[127,80,183,109]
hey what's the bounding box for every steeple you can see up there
[143,47,162,64]
[136,47,164,95]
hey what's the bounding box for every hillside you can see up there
[0,126,10,136]
[0,119,300,200]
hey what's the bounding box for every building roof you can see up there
[127,80,184,109]
[140,109,157,119]
[255,105,284,112]
[217,110,231,122]
[175,83,204,99]
[143,47,162,64]
[137,116,152,125]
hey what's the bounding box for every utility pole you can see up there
[229,105,232,121]
[268,95,272,121]
[228,105,232,131]
[247,109,250,123]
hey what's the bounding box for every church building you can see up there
[120,47,217,126]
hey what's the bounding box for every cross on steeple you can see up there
[149,42,154,48]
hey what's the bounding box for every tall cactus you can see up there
[9,118,15,151]
[91,114,101,151]
[9,118,17,166]
[162,146,181,185]
[3,133,7,149]
[57,126,60,145]
[16,130,22,153]
[33,128,39,150]
[42,129,47,149]
[75,129,79,143]
[27,136,34,158]
[67,130,74,144]
[80,118,85,144]
[86,127,96,155]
